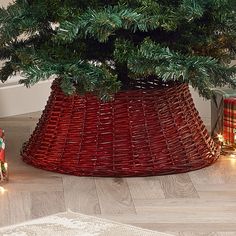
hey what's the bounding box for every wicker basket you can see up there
[21,79,220,177]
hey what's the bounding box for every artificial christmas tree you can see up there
[0,0,235,176]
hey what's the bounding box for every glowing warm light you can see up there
[4,163,8,170]
[230,158,236,167]
[230,154,236,159]
[0,186,6,194]
[217,134,224,143]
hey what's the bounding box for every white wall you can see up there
[0,77,52,117]
[190,87,211,130]
[0,0,9,6]
[0,0,11,7]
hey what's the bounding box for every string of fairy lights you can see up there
[217,133,236,158]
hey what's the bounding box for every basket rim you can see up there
[54,78,187,98]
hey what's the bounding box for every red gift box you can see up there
[223,98,236,145]
[211,88,236,146]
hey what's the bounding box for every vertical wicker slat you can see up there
[21,79,220,177]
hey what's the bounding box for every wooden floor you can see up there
[0,112,236,236]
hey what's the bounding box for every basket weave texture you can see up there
[21,79,220,176]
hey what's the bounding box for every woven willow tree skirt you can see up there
[21,79,220,177]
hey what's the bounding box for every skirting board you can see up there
[0,76,53,118]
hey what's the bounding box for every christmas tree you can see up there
[0,0,235,100]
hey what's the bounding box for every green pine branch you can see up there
[56,5,142,43]
[17,48,120,99]
[55,4,189,43]
[55,1,234,43]
[124,38,236,97]
[60,61,120,99]
[0,61,15,82]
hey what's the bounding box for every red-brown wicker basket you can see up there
[21,79,220,177]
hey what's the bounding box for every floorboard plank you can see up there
[127,177,165,200]
[95,178,136,214]
[63,176,101,214]
[30,191,65,218]
[159,174,199,199]
[8,191,31,225]
[178,233,236,236]
[0,192,11,226]
[129,223,236,233]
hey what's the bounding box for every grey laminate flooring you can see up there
[0,112,236,236]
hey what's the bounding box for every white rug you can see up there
[0,211,173,236]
